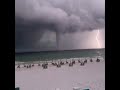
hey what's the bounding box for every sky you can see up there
[15,0,105,52]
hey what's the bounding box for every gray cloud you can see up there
[15,0,105,51]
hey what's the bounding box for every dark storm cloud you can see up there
[15,0,105,50]
[15,0,105,32]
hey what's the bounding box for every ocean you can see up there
[15,48,105,62]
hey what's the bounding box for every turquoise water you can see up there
[15,48,105,62]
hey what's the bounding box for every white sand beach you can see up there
[15,59,105,90]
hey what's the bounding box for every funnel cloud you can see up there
[15,0,105,52]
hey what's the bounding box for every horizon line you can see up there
[15,48,105,53]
